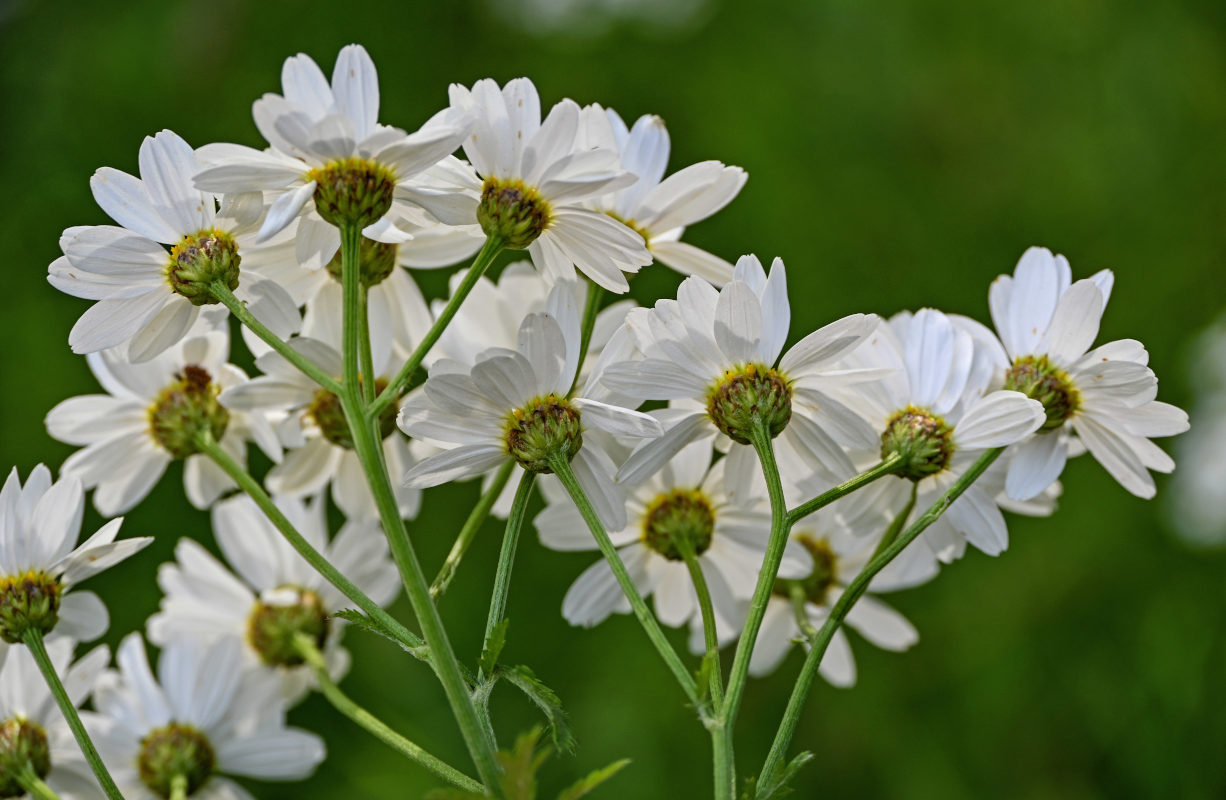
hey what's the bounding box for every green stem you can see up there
[432,460,516,601]
[569,281,604,395]
[16,767,62,800]
[369,236,504,418]
[788,583,817,639]
[209,281,340,394]
[548,454,703,709]
[336,225,504,795]
[478,470,534,681]
[295,635,486,794]
[22,628,123,800]
[871,481,918,561]
[785,452,904,527]
[755,448,1004,794]
[358,283,376,405]
[168,775,187,800]
[194,433,428,659]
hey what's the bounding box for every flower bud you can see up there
[1004,355,1081,431]
[642,489,716,560]
[247,586,330,668]
[137,723,216,799]
[504,395,583,473]
[166,229,240,305]
[880,405,953,481]
[308,380,397,449]
[0,571,61,644]
[148,366,230,459]
[0,718,51,798]
[478,178,552,249]
[706,364,793,445]
[324,236,397,287]
[309,157,396,229]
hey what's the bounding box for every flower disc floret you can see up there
[774,535,838,606]
[503,394,582,473]
[137,723,216,799]
[705,363,793,445]
[880,405,954,481]
[0,570,62,644]
[0,717,51,798]
[308,157,397,229]
[641,489,716,561]
[308,379,396,449]
[147,366,230,459]
[1004,354,1081,431]
[247,586,330,668]
[478,178,553,249]
[166,228,240,306]
[324,237,398,287]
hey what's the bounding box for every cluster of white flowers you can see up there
[0,43,1188,800]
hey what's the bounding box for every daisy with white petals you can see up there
[85,634,325,800]
[989,246,1189,500]
[46,310,281,516]
[402,77,652,292]
[49,130,301,363]
[148,494,399,702]
[0,465,151,645]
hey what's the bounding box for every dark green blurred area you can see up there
[2,0,1224,797]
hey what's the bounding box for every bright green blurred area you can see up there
[1,0,1224,797]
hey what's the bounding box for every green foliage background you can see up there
[1,0,1223,797]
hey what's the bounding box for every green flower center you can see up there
[705,363,793,445]
[137,723,216,799]
[641,489,716,561]
[308,157,397,229]
[503,394,583,473]
[880,405,954,481]
[1003,354,1081,431]
[324,235,398,287]
[0,571,63,645]
[0,717,51,798]
[774,535,838,607]
[478,178,552,249]
[147,365,230,459]
[165,228,241,306]
[247,586,330,668]
[308,378,397,449]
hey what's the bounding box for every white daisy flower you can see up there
[400,77,652,292]
[193,45,471,246]
[85,634,325,800]
[147,494,398,703]
[219,297,419,521]
[0,465,151,645]
[989,246,1189,500]
[582,107,746,285]
[48,130,301,363]
[825,310,1045,560]
[399,284,661,530]
[538,438,810,633]
[46,310,281,517]
[598,254,884,486]
[0,639,110,799]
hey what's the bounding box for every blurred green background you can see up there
[2,0,1224,797]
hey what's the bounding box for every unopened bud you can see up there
[0,571,62,644]
[148,366,229,459]
[881,405,953,481]
[642,489,715,561]
[247,586,330,668]
[137,723,216,799]
[166,229,240,305]
[706,364,793,445]
[309,157,396,229]
[478,178,552,249]
[504,395,583,473]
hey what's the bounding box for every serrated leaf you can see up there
[497,727,549,800]
[500,665,577,754]
[745,751,814,800]
[556,758,631,800]
[480,618,510,676]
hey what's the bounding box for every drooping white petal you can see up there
[1005,431,1069,502]
[954,390,1044,449]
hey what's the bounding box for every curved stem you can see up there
[296,635,485,794]
[369,236,504,418]
[547,454,702,709]
[479,470,534,681]
[209,281,340,394]
[22,629,123,800]
[569,282,604,396]
[432,460,516,601]
[785,452,903,527]
[755,448,1003,793]
[678,539,731,800]
[17,767,63,800]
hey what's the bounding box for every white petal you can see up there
[1037,280,1103,365]
[139,131,212,233]
[1004,432,1068,501]
[649,239,735,285]
[331,44,379,142]
[258,181,316,242]
[779,313,877,375]
[90,167,180,244]
[402,444,508,488]
[572,398,662,438]
[954,391,1044,449]
[616,412,710,485]
[713,281,762,364]
[217,728,325,780]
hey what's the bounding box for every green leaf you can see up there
[695,651,717,703]
[556,758,631,800]
[743,751,814,800]
[424,790,486,800]
[498,727,549,800]
[499,665,577,754]
[480,618,510,676]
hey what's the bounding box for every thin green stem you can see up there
[479,469,535,681]
[16,767,62,800]
[358,283,376,405]
[209,281,340,394]
[788,583,817,639]
[432,460,516,601]
[569,282,604,395]
[369,236,504,418]
[295,635,485,794]
[340,225,365,405]
[548,454,702,709]
[871,481,918,561]
[785,452,904,527]
[194,433,429,660]
[755,448,1004,794]
[168,775,187,800]
[22,629,123,800]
